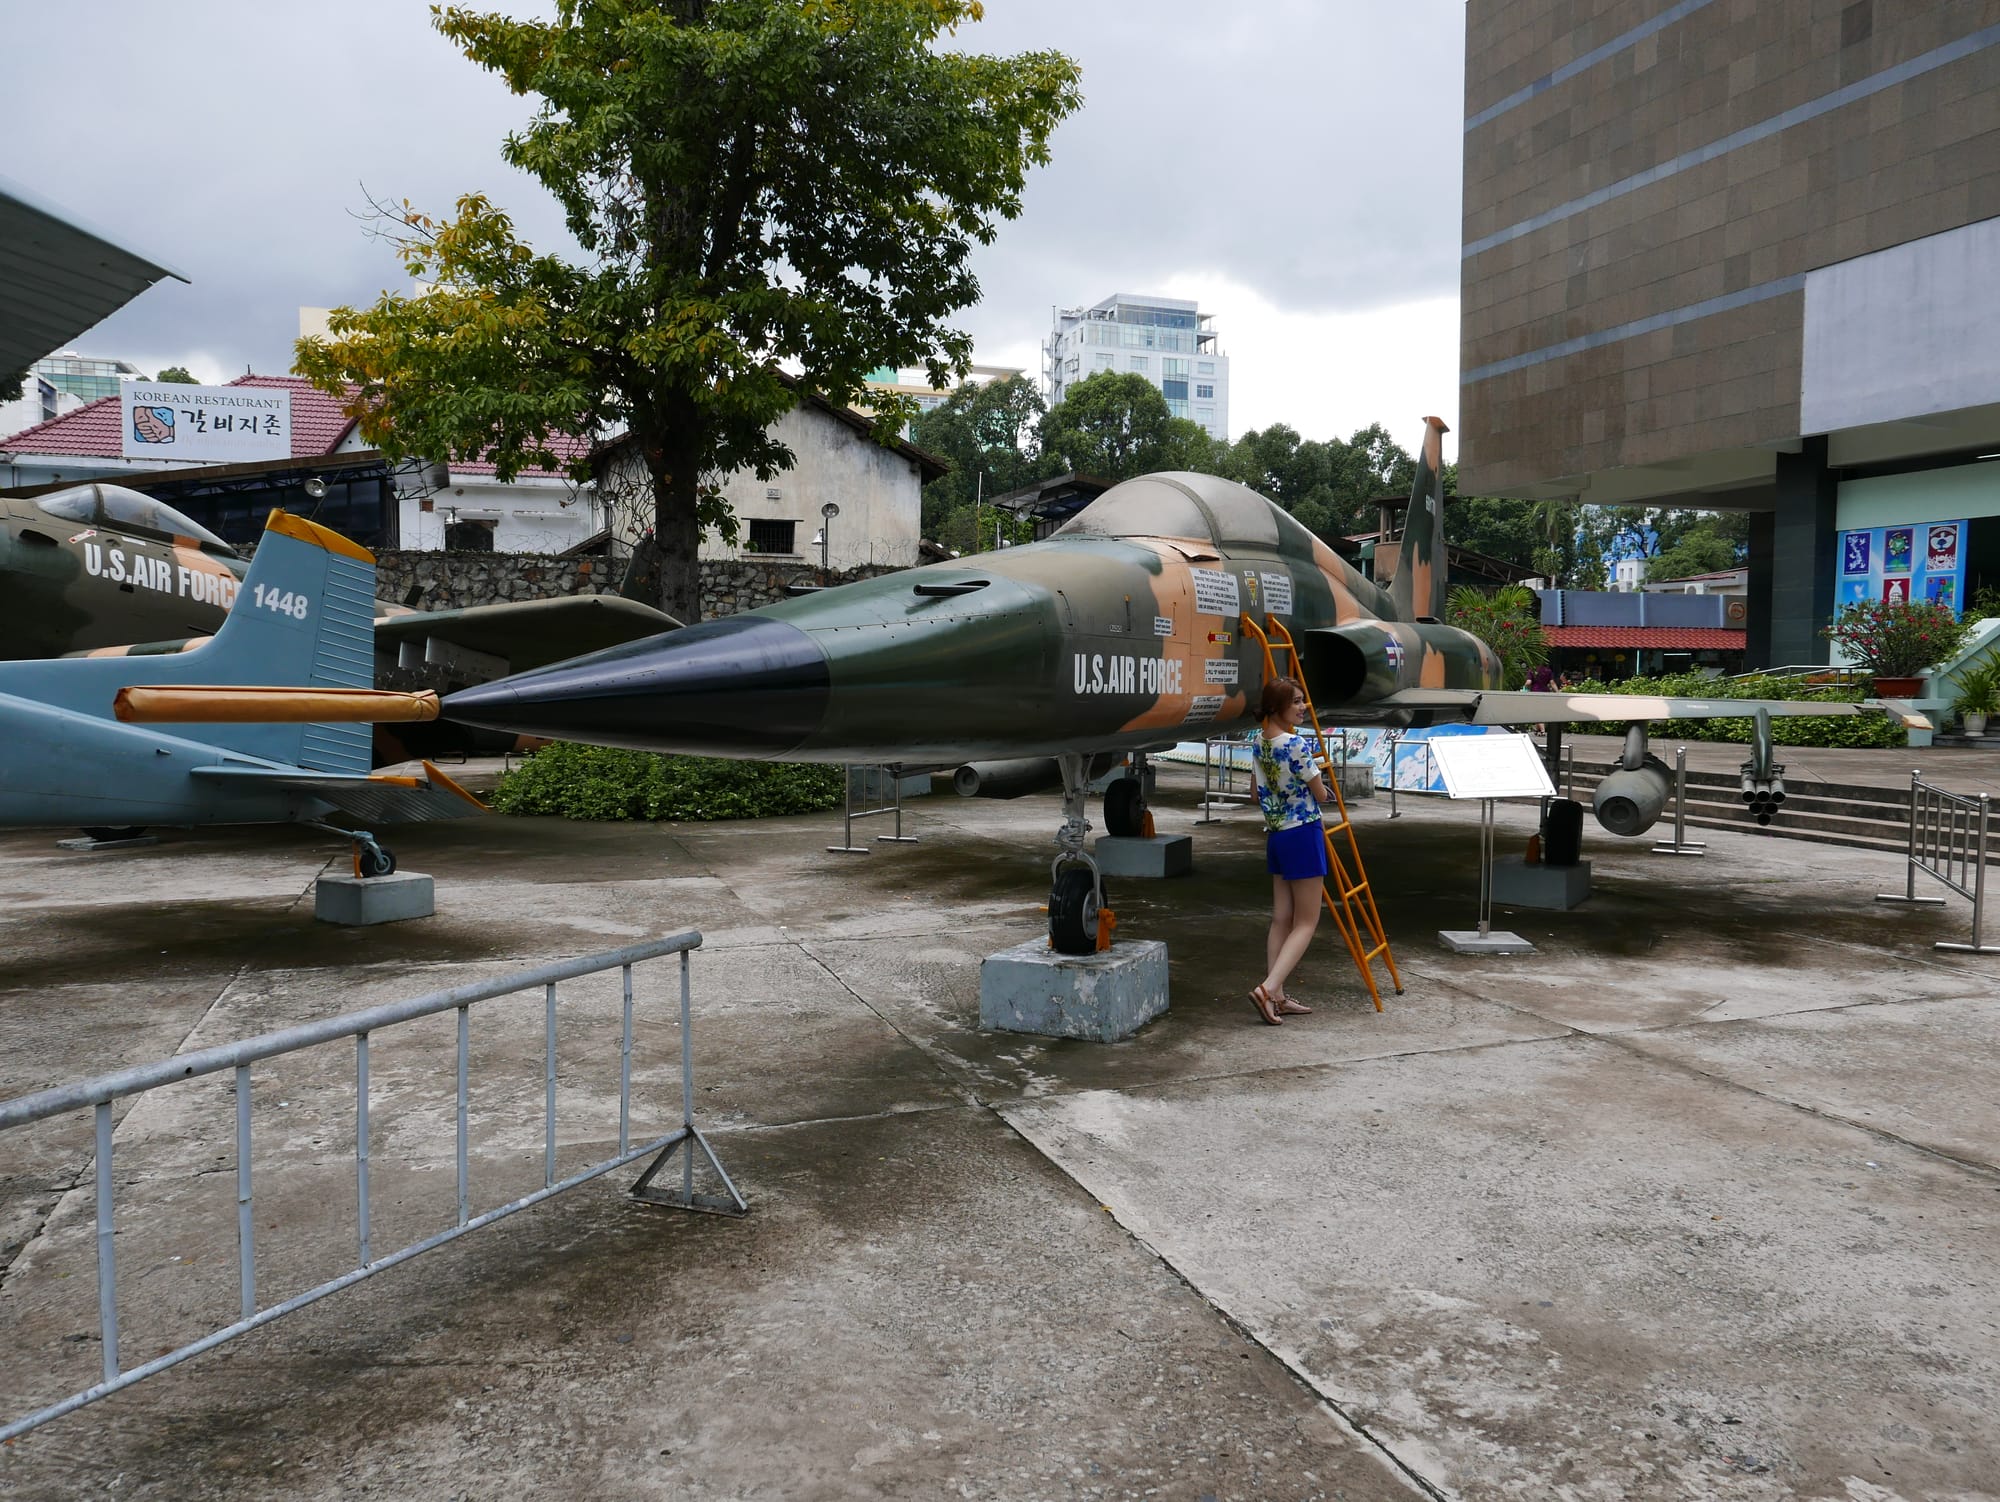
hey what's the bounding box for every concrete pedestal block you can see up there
[979,938,1168,1042]
[1491,855,1592,911]
[1092,834,1192,878]
[316,871,436,926]
[1335,764,1376,799]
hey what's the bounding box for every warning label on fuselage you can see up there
[1203,658,1239,685]
[1258,570,1294,614]
[1191,569,1239,617]
[1073,653,1185,695]
[1184,694,1225,724]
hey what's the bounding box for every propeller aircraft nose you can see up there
[442,615,831,756]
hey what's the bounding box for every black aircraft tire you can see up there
[81,827,147,842]
[1048,867,1105,955]
[357,845,398,879]
[1103,776,1146,838]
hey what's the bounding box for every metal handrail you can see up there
[827,763,919,853]
[1,932,742,1443]
[1875,770,1995,953]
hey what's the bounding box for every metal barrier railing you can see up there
[1875,770,1996,953]
[1385,735,1436,819]
[828,763,920,853]
[1197,732,1257,823]
[0,933,742,1443]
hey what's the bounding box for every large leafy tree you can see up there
[296,0,1080,620]
[1037,371,1219,480]
[907,372,1047,537]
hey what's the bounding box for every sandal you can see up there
[1249,984,1283,1026]
[1276,994,1313,1016]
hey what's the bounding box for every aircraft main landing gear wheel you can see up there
[354,840,397,879]
[1103,776,1146,838]
[81,826,147,842]
[1048,866,1107,955]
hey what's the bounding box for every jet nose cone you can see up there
[443,616,830,756]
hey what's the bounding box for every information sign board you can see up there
[1428,732,1555,801]
[121,383,293,464]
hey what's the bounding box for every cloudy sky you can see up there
[9,0,1467,453]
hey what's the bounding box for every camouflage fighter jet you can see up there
[130,420,1916,951]
[0,509,481,871]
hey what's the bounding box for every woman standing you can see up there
[1248,676,1330,1025]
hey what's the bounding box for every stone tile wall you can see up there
[1461,0,2000,494]
[373,550,901,620]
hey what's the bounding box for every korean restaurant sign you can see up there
[121,384,293,463]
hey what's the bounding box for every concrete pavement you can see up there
[3,764,1999,1500]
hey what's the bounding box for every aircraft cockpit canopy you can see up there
[35,483,234,553]
[1056,472,1287,553]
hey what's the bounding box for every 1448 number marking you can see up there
[252,584,310,620]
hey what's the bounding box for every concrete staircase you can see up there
[1564,758,1942,859]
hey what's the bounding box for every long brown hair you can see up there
[1259,676,1304,721]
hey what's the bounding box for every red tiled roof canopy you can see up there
[1543,627,1746,649]
[0,375,358,456]
[448,429,595,479]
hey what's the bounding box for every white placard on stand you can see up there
[1429,733,1555,801]
[1428,733,1550,955]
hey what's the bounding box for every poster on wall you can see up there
[1833,520,1966,620]
[1884,527,1913,573]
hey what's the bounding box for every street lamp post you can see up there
[818,501,839,582]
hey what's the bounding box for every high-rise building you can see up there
[1044,294,1228,440]
[1459,1,2000,667]
[31,351,146,402]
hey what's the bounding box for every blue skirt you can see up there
[1266,820,1330,880]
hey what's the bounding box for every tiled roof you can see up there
[1543,626,1746,649]
[448,429,594,480]
[0,374,358,456]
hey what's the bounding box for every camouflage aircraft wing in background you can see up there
[373,594,683,679]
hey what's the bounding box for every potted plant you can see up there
[1823,599,1969,697]
[1955,658,1999,736]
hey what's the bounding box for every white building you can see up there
[0,369,82,444]
[598,394,943,573]
[1043,293,1229,440]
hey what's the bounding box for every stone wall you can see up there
[375,549,901,619]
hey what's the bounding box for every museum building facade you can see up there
[1459,0,2000,666]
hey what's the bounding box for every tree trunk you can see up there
[637,416,704,624]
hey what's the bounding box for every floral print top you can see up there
[1252,731,1322,831]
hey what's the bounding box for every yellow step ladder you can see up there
[1240,614,1402,1012]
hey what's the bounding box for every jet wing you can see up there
[375,596,681,676]
[1348,688,1932,731]
[189,759,488,823]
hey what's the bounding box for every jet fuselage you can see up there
[442,471,1506,763]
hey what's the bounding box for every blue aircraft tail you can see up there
[0,510,376,773]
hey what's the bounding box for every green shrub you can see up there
[492,741,846,821]
[1559,672,1907,748]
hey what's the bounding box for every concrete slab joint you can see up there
[979,937,1169,1042]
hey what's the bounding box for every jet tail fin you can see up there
[1387,416,1450,624]
[158,510,377,773]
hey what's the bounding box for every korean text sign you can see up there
[121,385,292,463]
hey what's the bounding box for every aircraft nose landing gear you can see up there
[1048,752,1113,954]
[352,835,397,879]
